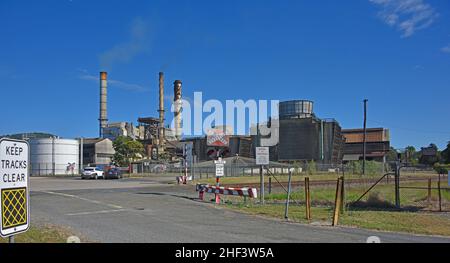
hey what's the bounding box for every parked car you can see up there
[81,167,104,180]
[105,168,123,179]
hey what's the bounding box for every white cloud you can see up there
[442,44,450,54]
[79,71,148,93]
[370,0,438,37]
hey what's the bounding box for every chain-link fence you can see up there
[30,163,79,176]
[398,172,449,212]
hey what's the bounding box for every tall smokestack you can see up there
[99,72,108,138]
[158,72,165,150]
[173,80,182,140]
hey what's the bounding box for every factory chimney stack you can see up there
[173,80,182,140]
[99,72,108,138]
[158,72,165,151]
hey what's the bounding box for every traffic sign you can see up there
[215,158,226,177]
[0,138,30,237]
[256,147,270,165]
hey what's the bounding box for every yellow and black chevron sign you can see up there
[1,187,27,230]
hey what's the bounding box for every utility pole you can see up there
[362,99,368,176]
[80,137,84,174]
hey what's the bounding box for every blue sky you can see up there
[0,0,449,150]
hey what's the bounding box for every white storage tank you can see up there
[29,138,79,176]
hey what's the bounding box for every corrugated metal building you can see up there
[341,128,390,162]
[257,100,344,164]
[277,117,343,164]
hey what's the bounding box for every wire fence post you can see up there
[268,177,272,195]
[284,170,293,220]
[340,175,345,214]
[395,163,401,209]
[260,165,265,205]
[427,178,432,203]
[438,174,442,212]
[332,177,343,226]
[305,177,311,220]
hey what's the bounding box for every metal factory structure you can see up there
[257,100,344,165]
[94,71,181,161]
[135,72,179,160]
[81,138,115,166]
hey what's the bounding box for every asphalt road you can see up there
[29,176,450,243]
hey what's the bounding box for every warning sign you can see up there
[0,138,30,237]
[215,158,226,177]
[256,147,270,165]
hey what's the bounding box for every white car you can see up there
[81,167,104,180]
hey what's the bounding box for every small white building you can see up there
[82,138,115,166]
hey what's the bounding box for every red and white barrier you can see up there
[196,184,258,200]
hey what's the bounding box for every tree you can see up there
[441,141,450,164]
[405,146,419,165]
[158,152,171,162]
[112,136,144,166]
[307,160,317,175]
[419,143,440,166]
[385,147,399,162]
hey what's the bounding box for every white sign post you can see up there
[256,147,269,205]
[214,158,226,204]
[0,138,30,242]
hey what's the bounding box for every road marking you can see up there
[66,209,126,216]
[40,191,123,209]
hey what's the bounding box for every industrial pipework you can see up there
[99,72,108,138]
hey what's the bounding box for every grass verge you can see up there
[0,224,82,243]
[225,202,450,237]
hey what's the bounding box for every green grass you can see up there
[226,203,450,236]
[0,224,81,243]
[225,178,449,209]
[214,177,450,236]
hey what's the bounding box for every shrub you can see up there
[350,160,382,175]
[307,160,317,175]
[433,163,450,174]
